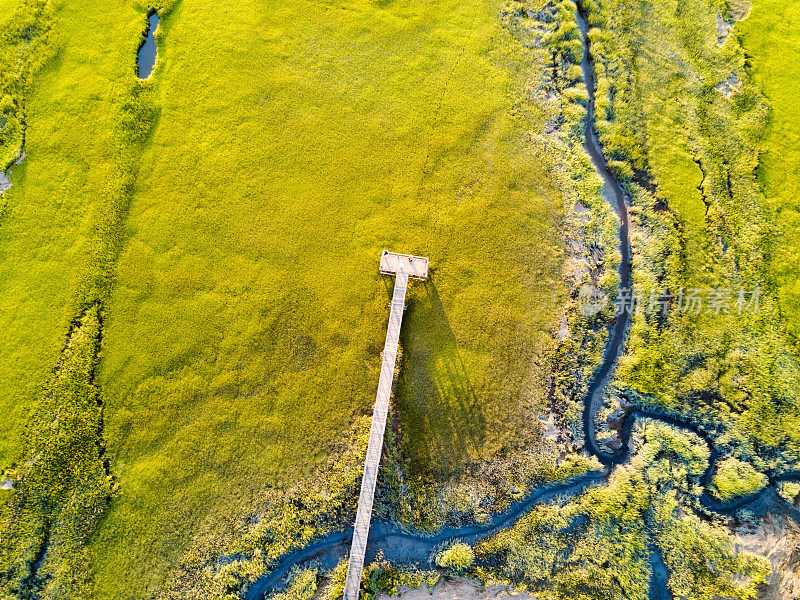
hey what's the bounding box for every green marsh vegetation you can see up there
[90,0,581,589]
[0,0,159,469]
[0,1,133,594]
[0,0,798,598]
[711,456,768,502]
[435,541,475,573]
[491,0,625,450]
[571,0,800,474]
[456,1,799,596]
[0,0,57,469]
[1,0,177,596]
[303,558,440,600]
[739,1,800,348]
[0,307,112,599]
[352,559,441,600]
[0,0,54,172]
[266,568,318,600]
[476,421,769,600]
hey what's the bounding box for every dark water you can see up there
[648,549,670,600]
[137,12,159,79]
[574,2,633,468]
[244,5,800,600]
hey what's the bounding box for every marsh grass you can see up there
[42,0,569,595]
[3,0,793,597]
[0,0,146,472]
[1,0,179,596]
[711,456,768,501]
[0,307,112,600]
[739,2,800,348]
[0,0,55,169]
[577,0,800,468]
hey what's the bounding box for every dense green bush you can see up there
[435,542,475,572]
[362,558,400,600]
[711,457,768,501]
[269,568,318,600]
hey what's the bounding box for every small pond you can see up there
[137,11,159,79]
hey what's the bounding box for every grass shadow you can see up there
[393,276,486,479]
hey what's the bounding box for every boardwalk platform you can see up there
[342,251,428,600]
[379,250,429,280]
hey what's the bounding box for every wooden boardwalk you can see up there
[343,252,428,600]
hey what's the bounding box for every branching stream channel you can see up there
[246,6,800,600]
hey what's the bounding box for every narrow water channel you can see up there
[574,4,634,467]
[137,11,159,79]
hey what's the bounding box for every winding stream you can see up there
[575,1,633,468]
[573,2,800,512]
[245,472,607,599]
[245,6,800,600]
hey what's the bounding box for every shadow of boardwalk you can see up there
[394,277,486,478]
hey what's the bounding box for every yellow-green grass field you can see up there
[740,1,800,347]
[1,0,795,596]
[46,0,569,595]
[0,1,144,470]
[0,0,20,30]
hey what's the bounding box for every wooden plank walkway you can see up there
[343,271,407,600]
[343,251,427,600]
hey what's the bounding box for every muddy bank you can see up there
[376,576,537,600]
